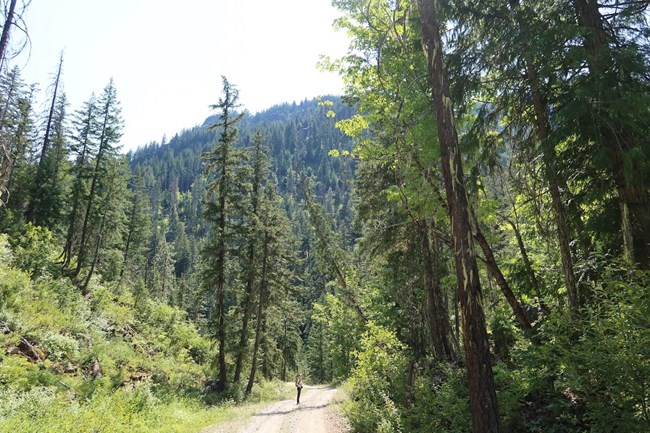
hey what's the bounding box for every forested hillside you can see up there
[127,96,355,306]
[1,1,650,433]
[0,64,357,430]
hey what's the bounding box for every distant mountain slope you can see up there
[127,96,357,293]
[129,96,356,197]
[130,97,356,218]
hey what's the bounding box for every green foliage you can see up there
[0,384,234,433]
[209,379,292,406]
[344,322,407,433]
[494,261,650,433]
[3,6,648,428]
[41,332,80,363]
[0,239,220,431]
[8,223,59,278]
[403,366,471,433]
[0,235,30,307]
[0,356,40,390]
[306,293,363,382]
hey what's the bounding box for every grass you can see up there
[0,381,296,433]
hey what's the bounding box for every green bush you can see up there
[402,365,471,433]
[344,322,407,433]
[0,382,249,433]
[0,233,234,433]
[247,379,294,403]
[42,332,80,363]
[0,235,30,306]
[497,261,650,433]
[0,356,39,390]
[9,224,58,279]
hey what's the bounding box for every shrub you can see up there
[41,332,80,363]
[0,356,39,390]
[344,322,407,433]
[247,379,293,403]
[402,364,471,433]
[9,224,58,279]
[497,261,650,433]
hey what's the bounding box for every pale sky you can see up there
[13,0,349,151]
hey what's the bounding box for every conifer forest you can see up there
[0,1,649,432]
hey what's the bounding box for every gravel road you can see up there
[202,385,349,433]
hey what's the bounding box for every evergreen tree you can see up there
[119,171,151,284]
[0,66,34,212]
[200,76,246,391]
[246,185,297,393]
[61,94,99,268]
[570,0,650,268]
[234,131,269,383]
[0,0,31,71]
[27,55,68,229]
[73,80,123,287]
[80,155,129,292]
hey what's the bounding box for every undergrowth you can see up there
[0,231,290,432]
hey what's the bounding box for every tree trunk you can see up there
[0,70,17,206]
[261,315,270,380]
[574,0,650,269]
[74,144,105,277]
[81,233,102,296]
[474,227,533,330]
[62,104,94,268]
[0,0,18,69]
[82,164,119,294]
[420,221,456,361]
[304,187,367,321]
[502,215,548,313]
[506,0,582,311]
[119,194,138,280]
[37,54,64,167]
[74,92,115,277]
[216,192,227,390]
[26,54,64,224]
[246,231,269,394]
[281,319,288,381]
[234,243,256,383]
[525,49,579,313]
[416,1,502,432]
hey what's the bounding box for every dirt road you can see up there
[202,385,348,433]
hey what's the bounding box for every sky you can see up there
[13,0,349,152]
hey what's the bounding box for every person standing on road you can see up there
[295,374,303,404]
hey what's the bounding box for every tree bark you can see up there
[246,231,270,394]
[215,191,227,390]
[234,243,255,383]
[0,0,18,69]
[416,1,502,431]
[420,221,456,361]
